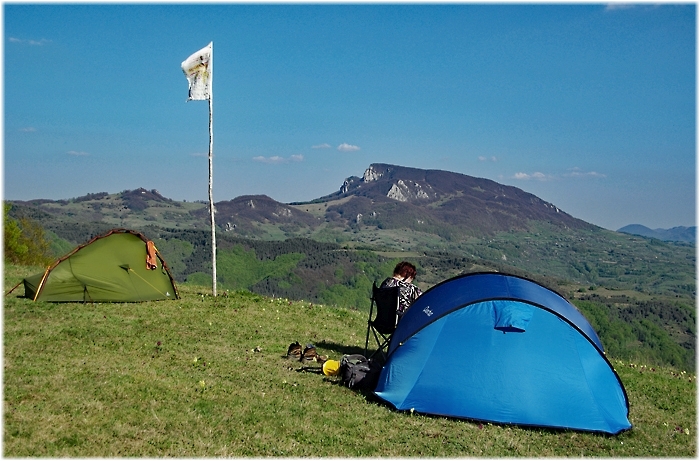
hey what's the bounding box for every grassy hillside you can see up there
[4,265,696,457]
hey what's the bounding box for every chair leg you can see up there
[367,328,391,362]
[364,325,370,357]
[367,328,379,359]
[364,298,376,357]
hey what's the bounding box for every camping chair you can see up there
[364,281,400,362]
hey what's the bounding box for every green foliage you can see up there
[317,274,374,309]
[631,319,690,370]
[3,203,53,266]
[4,204,27,262]
[45,230,75,258]
[184,271,214,287]
[575,299,695,372]
[216,244,305,291]
[152,237,194,279]
[576,299,640,359]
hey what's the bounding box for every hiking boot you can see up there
[286,341,302,359]
[300,344,317,362]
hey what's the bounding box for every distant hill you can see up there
[7,164,695,304]
[10,165,596,241]
[7,165,694,291]
[178,163,595,240]
[292,163,593,235]
[618,224,696,243]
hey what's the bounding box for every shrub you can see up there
[4,203,53,266]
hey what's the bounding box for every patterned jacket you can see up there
[380,277,423,317]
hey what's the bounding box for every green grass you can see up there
[3,265,696,457]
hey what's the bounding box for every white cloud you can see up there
[605,3,662,13]
[478,155,498,162]
[564,168,606,179]
[513,168,605,182]
[253,155,303,164]
[312,143,331,149]
[253,156,285,164]
[604,3,637,11]
[513,172,550,181]
[67,150,89,156]
[9,37,51,46]
[338,143,360,152]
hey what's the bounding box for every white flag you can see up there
[181,42,212,101]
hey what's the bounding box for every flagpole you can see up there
[181,41,216,297]
[208,43,217,297]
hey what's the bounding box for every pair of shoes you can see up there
[288,342,328,364]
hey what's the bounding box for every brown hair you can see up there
[393,261,417,280]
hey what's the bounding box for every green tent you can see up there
[20,229,179,302]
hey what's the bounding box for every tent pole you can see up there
[4,280,23,296]
[208,47,217,297]
[32,266,51,301]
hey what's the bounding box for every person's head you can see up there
[393,261,417,282]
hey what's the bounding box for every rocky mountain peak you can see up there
[386,179,435,202]
[362,165,385,182]
[324,163,593,235]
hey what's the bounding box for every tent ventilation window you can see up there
[493,302,533,333]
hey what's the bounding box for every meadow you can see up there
[3,264,696,457]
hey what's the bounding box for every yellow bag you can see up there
[322,359,341,376]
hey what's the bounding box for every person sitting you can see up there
[380,261,423,318]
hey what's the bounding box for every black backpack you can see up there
[340,354,382,390]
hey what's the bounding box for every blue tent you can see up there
[373,272,631,435]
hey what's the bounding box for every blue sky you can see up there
[4,3,696,231]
